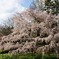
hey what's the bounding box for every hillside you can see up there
[0,9,59,55]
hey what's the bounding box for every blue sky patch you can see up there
[0,0,33,24]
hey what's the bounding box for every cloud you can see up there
[0,0,25,24]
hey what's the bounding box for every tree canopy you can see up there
[31,0,59,15]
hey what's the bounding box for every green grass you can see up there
[0,53,59,59]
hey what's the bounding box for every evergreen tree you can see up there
[31,0,59,15]
[44,0,59,15]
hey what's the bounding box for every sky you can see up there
[0,0,33,24]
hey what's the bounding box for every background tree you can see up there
[0,19,13,35]
[30,0,45,11]
[44,0,59,15]
[30,0,59,15]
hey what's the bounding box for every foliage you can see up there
[36,41,46,47]
[44,0,59,15]
[31,0,59,15]
[32,31,37,38]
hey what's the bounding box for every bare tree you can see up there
[0,19,13,35]
[30,0,45,11]
[3,18,13,28]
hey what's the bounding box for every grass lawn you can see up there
[0,53,59,59]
